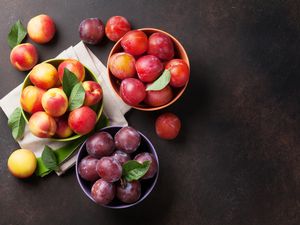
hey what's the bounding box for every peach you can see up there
[28,111,57,138]
[27,14,56,44]
[109,52,136,80]
[10,43,38,71]
[29,63,58,90]
[20,85,45,114]
[68,106,97,135]
[58,59,85,82]
[42,88,68,117]
[55,116,73,138]
[82,81,103,106]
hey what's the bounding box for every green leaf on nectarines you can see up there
[68,83,85,111]
[63,68,80,97]
[41,145,59,171]
[7,20,27,49]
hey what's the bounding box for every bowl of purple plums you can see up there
[76,126,159,208]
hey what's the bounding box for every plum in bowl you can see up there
[76,126,159,208]
[107,28,190,111]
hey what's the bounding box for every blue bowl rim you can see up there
[75,125,159,209]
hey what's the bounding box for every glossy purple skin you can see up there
[114,126,141,153]
[96,157,122,182]
[117,180,141,203]
[147,32,174,61]
[86,132,115,158]
[78,156,99,182]
[112,150,131,165]
[76,125,159,209]
[134,152,158,179]
[91,178,115,205]
[79,18,105,44]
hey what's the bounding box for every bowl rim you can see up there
[107,27,190,111]
[21,58,104,142]
[75,125,159,209]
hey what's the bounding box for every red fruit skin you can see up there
[109,52,136,80]
[68,106,97,135]
[10,43,38,71]
[165,59,190,87]
[144,85,173,107]
[136,55,163,83]
[120,78,146,106]
[121,30,148,56]
[105,16,131,42]
[91,178,115,205]
[147,32,174,61]
[155,112,181,140]
[82,81,103,106]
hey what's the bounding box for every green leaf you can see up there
[62,68,79,97]
[41,146,59,171]
[8,107,25,140]
[122,160,150,182]
[68,83,85,111]
[7,20,27,48]
[146,69,171,91]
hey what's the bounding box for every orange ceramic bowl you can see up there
[107,28,190,111]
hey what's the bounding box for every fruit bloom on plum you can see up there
[79,18,105,44]
[78,155,99,182]
[91,178,115,205]
[86,132,115,158]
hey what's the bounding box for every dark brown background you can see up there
[0,0,300,224]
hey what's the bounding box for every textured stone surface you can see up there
[0,0,300,224]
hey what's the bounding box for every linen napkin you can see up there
[0,41,131,175]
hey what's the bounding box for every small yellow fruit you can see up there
[7,149,37,178]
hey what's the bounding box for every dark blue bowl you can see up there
[76,125,159,208]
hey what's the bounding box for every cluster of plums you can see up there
[21,59,103,138]
[78,126,158,205]
[109,30,190,107]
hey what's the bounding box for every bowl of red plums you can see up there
[107,28,190,111]
[76,126,159,208]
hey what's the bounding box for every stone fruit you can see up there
[165,59,189,87]
[121,30,148,56]
[96,156,122,182]
[135,55,163,82]
[109,52,136,80]
[20,85,45,114]
[114,126,141,153]
[86,132,115,158]
[148,32,174,61]
[116,180,141,203]
[10,43,38,71]
[105,16,131,41]
[134,152,158,179]
[68,106,97,135]
[111,150,130,166]
[144,85,173,107]
[78,155,99,182]
[29,63,58,90]
[7,149,37,178]
[28,111,57,138]
[91,178,115,205]
[120,78,146,106]
[79,18,105,44]
[155,112,181,140]
[55,116,73,138]
[82,81,103,106]
[27,14,56,44]
[41,88,68,117]
[58,59,85,82]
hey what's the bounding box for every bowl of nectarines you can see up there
[107,28,190,111]
[20,58,104,141]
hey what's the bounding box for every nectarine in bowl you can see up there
[21,58,104,142]
[107,28,190,111]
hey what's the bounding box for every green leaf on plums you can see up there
[63,68,80,97]
[146,69,171,91]
[7,20,27,48]
[122,160,150,182]
[41,145,59,171]
[8,107,25,140]
[68,83,85,111]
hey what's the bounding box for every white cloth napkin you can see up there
[0,41,131,175]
